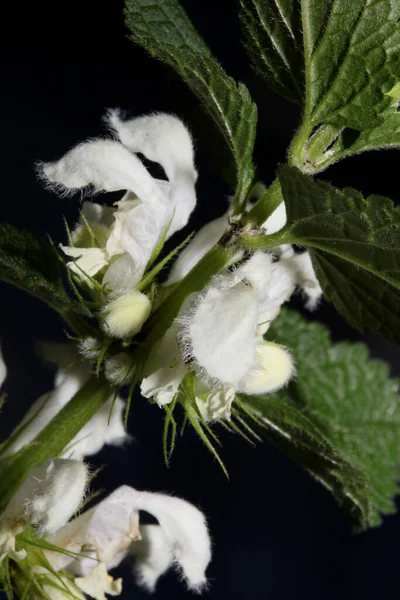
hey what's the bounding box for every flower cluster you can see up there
[0,109,323,599]
[39,110,321,424]
[0,351,211,599]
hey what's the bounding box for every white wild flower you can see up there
[39,111,197,292]
[45,486,211,593]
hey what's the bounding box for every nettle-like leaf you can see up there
[275,166,400,345]
[239,0,304,104]
[242,309,400,530]
[124,0,257,209]
[0,223,77,313]
[243,0,400,170]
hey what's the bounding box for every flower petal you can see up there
[104,196,169,289]
[195,381,236,422]
[75,563,122,600]
[46,486,141,573]
[2,458,88,534]
[130,490,211,592]
[289,252,322,310]
[166,214,228,285]
[39,140,165,205]
[106,111,197,236]
[262,201,287,234]
[183,281,259,383]
[130,525,174,592]
[0,346,7,389]
[60,246,109,279]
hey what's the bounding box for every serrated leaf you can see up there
[124,0,257,209]
[276,166,400,344]
[252,309,400,529]
[0,223,80,313]
[239,0,304,103]
[285,0,400,170]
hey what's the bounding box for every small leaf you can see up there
[124,0,257,209]
[0,223,80,313]
[239,0,304,103]
[243,309,400,530]
[277,166,400,344]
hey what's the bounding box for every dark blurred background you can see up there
[1,1,400,598]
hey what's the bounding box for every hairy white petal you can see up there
[105,196,169,289]
[141,362,188,406]
[46,486,141,574]
[0,346,6,389]
[186,281,259,383]
[141,325,188,405]
[101,291,152,339]
[2,458,88,534]
[166,214,228,285]
[106,111,197,236]
[60,246,108,279]
[75,563,122,600]
[237,252,275,299]
[290,252,322,310]
[131,490,211,591]
[39,140,164,204]
[103,254,140,291]
[262,201,287,234]
[130,525,174,592]
[256,259,297,337]
[238,342,294,395]
[195,381,236,422]
[63,397,129,459]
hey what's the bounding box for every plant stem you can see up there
[244,179,283,227]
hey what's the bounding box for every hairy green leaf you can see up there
[124,0,257,209]
[279,0,400,170]
[0,223,78,313]
[277,166,400,344]
[250,309,400,529]
[239,0,304,103]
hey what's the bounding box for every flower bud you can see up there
[238,342,294,395]
[101,291,151,339]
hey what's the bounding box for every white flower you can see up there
[106,111,197,237]
[40,111,197,291]
[3,344,128,459]
[0,458,88,563]
[45,486,211,593]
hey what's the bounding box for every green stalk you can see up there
[244,179,283,227]
[0,376,111,513]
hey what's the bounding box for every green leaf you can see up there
[287,0,400,171]
[247,309,400,530]
[0,223,76,312]
[277,166,400,344]
[239,0,304,103]
[124,0,257,210]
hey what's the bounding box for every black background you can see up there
[1,1,400,598]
